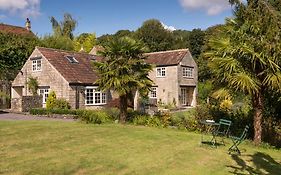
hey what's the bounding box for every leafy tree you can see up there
[171,30,190,50]
[40,35,74,51]
[74,33,96,52]
[188,29,205,58]
[93,37,153,123]
[206,0,281,145]
[135,19,174,52]
[50,13,77,40]
[97,30,134,46]
[114,30,134,38]
[41,13,77,51]
[97,34,114,46]
[0,32,39,81]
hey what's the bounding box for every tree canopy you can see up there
[205,0,281,144]
[93,37,153,123]
[50,13,77,40]
[0,32,39,80]
[74,33,96,52]
[135,19,174,52]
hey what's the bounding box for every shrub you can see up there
[170,109,197,131]
[30,108,76,116]
[30,108,50,115]
[78,110,111,124]
[46,91,56,109]
[54,98,71,109]
[154,110,171,127]
[45,91,70,110]
[132,115,163,127]
[103,107,120,121]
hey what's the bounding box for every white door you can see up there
[181,88,187,106]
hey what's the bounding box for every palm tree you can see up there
[93,37,153,123]
[206,0,281,145]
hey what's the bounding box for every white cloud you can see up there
[179,0,230,15]
[0,0,41,18]
[161,22,176,32]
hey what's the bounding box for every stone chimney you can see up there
[25,18,31,31]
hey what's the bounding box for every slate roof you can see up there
[37,47,100,85]
[0,23,34,36]
[145,49,189,66]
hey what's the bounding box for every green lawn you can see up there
[0,121,280,175]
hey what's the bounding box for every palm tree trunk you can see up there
[119,94,128,124]
[252,90,264,145]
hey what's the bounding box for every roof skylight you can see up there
[65,55,79,64]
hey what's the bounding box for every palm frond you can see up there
[229,72,260,95]
[211,88,233,100]
[263,71,281,91]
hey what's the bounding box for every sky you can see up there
[0,0,234,37]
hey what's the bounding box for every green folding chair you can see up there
[228,125,249,155]
[211,119,232,146]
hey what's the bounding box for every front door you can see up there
[181,88,187,106]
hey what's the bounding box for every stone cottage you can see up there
[145,49,197,107]
[11,47,197,112]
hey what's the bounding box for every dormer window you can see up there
[65,55,79,64]
[156,67,166,77]
[32,59,42,72]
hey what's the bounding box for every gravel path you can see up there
[0,111,75,122]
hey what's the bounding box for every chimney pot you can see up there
[25,18,31,31]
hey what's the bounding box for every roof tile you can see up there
[37,47,99,85]
[0,23,34,36]
[145,49,189,66]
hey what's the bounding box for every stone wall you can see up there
[149,66,179,106]
[11,96,42,112]
[11,98,22,112]
[22,96,42,112]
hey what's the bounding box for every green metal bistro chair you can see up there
[228,125,249,155]
[211,119,232,146]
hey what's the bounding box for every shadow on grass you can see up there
[201,141,224,147]
[227,152,281,174]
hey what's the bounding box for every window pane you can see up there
[95,92,101,104]
[102,93,106,103]
[157,68,161,76]
[162,68,166,76]
[86,89,94,104]
[150,87,157,98]
[37,60,42,70]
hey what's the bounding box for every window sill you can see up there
[85,103,107,106]
[183,77,194,79]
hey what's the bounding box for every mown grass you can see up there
[0,120,280,175]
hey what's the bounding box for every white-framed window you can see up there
[39,88,49,104]
[156,67,166,77]
[183,67,193,78]
[85,87,107,105]
[150,87,157,98]
[32,59,42,71]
